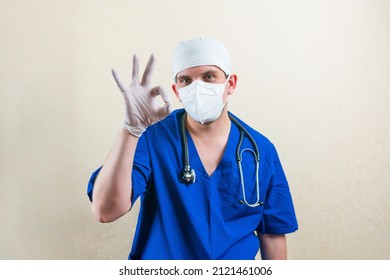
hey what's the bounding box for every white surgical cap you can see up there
[172,38,231,81]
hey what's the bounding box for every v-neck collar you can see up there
[185,121,238,178]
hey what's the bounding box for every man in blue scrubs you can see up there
[87,38,298,259]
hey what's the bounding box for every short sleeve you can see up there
[87,166,103,202]
[86,133,151,205]
[257,144,298,234]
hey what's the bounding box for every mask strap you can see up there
[224,74,231,85]
[223,74,231,107]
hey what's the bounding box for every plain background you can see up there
[0,0,389,259]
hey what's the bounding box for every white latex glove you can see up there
[112,54,171,137]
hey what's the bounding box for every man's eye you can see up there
[179,78,191,85]
[204,74,215,81]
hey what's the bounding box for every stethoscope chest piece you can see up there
[180,166,196,184]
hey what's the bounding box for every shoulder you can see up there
[228,112,280,163]
[144,109,185,139]
[228,112,273,147]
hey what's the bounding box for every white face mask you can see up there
[178,76,230,124]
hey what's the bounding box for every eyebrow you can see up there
[201,70,218,76]
[176,74,191,81]
[177,70,219,81]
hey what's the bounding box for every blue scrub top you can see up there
[87,109,298,259]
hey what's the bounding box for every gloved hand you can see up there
[112,54,171,137]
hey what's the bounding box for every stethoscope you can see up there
[179,112,264,207]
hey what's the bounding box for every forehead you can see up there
[176,65,225,77]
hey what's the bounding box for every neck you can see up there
[185,108,231,139]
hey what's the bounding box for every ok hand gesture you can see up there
[112,54,171,137]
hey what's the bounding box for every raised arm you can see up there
[92,54,171,223]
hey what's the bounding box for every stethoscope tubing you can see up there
[180,112,263,207]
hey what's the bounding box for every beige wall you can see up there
[1,0,389,259]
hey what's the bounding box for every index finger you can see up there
[140,54,155,86]
[150,86,169,103]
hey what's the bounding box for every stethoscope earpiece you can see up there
[239,200,264,207]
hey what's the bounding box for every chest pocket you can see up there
[219,148,272,224]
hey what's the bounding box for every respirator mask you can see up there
[178,76,230,124]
